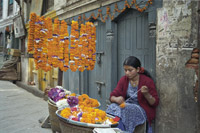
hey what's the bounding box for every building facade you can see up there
[0,0,20,58]
[20,0,200,132]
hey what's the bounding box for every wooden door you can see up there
[88,21,107,110]
[117,10,155,81]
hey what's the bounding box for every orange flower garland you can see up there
[33,15,42,70]
[70,20,79,72]
[78,24,87,72]
[60,20,70,71]
[39,16,48,71]
[58,20,65,71]
[80,0,153,23]
[52,18,60,68]
[85,22,96,70]
[46,17,53,71]
[28,15,96,72]
[28,12,36,52]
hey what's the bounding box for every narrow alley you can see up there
[0,80,51,133]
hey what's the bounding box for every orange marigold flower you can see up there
[70,93,76,96]
[119,102,126,108]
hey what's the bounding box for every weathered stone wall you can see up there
[156,0,198,132]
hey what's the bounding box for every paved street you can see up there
[0,80,51,133]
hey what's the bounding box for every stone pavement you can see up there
[0,80,51,133]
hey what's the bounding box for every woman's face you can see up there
[123,65,139,80]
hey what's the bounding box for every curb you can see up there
[16,81,48,100]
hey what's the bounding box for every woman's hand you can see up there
[141,85,156,105]
[110,96,125,105]
[141,85,149,96]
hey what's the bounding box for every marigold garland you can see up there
[33,15,42,70]
[78,24,87,72]
[85,22,96,70]
[28,15,96,72]
[70,20,79,72]
[46,17,53,71]
[52,18,60,68]
[79,0,153,23]
[28,13,36,52]
[60,20,70,71]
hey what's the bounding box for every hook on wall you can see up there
[96,51,104,64]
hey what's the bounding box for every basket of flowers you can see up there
[47,86,71,133]
[47,87,101,132]
[56,106,118,133]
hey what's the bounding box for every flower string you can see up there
[78,24,86,72]
[85,22,96,70]
[46,17,53,71]
[28,15,96,72]
[33,15,42,70]
[61,20,70,71]
[52,18,60,68]
[78,0,153,23]
[70,20,79,72]
[28,12,36,53]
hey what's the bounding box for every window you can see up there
[41,0,54,15]
[8,0,13,16]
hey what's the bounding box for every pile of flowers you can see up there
[78,94,99,108]
[60,106,118,124]
[48,87,67,102]
[48,87,100,108]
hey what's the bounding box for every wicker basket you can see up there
[48,100,61,133]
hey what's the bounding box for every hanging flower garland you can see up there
[78,24,86,72]
[52,18,60,68]
[33,15,42,70]
[80,0,153,23]
[85,22,96,71]
[70,20,79,72]
[90,23,96,70]
[28,12,36,53]
[37,16,48,71]
[41,17,51,72]
[28,15,96,72]
[46,17,53,71]
[58,20,65,70]
[59,20,70,71]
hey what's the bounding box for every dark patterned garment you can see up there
[106,82,150,133]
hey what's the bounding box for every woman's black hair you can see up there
[123,56,152,79]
